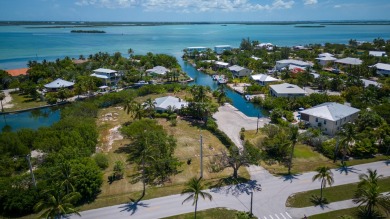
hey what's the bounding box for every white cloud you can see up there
[334,4,341,8]
[75,0,295,12]
[303,0,317,5]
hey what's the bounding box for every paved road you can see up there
[75,161,390,219]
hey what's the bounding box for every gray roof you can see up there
[336,57,362,65]
[146,66,169,75]
[369,51,387,57]
[277,59,312,67]
[93,68,117,74]
[251,74,278,82]
[44,78,74,89]
[300,102,360,122]
[229,65,246,72]
[361,79,381,88]
[154,96,188,110]
[318,53,334,57]
[269,83,306,94]
[371,63,390,71]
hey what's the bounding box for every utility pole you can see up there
[256,113,260,134]
[26,154,37,188]
[250,191,253,215]
[200,132,203,179]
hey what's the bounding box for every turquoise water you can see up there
[0,107,61,132]
[1,24,390,69]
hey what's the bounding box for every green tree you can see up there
[353,169,390,218]
[181,177,212,219]
[337,123,357,164]
[143,98,156,118]
[34,190,81,219]
[312,166,334,203]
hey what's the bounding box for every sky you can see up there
[1,0,390,22]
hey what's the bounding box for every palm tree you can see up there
[312,166,334,203]
[143,98,156,118]
[0,92,5,112]
[34,190,81,219]
[287,125,299,175]
[353,169,390,218]
[58,162,75,194]
[123,98,134,115]
[181,177,212,219]
[127,48,134,58]
[131,102,145,120]
[337,123,357,165]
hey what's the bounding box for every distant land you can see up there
[1,20,390,28]
[70,30,106,33]
[295,25,326,28]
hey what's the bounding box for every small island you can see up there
[70,30,106,33]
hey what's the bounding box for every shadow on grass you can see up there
[210,176,261,197]
[118,198,149,215]
[114,144,132,154]
[335,163,361,175]
[310,195,329,209]
[278,173,302,183]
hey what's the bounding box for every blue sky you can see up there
[1,0,390,22]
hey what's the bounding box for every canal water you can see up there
[0,59,263,132]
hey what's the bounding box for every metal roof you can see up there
[251,74,278,82]
[276,59,312,67]
[371,63,390,71]
[269,83,306,94]
[335,57,362,65]
[154,96,188,110]
[146,66,169,75]
[228,65,246,72]
[93,68,117,74]
[300,102,360,122]
[44,78,74,89]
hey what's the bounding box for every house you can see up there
[214,45,232,54]
[275,59,312,71]
[370,63,390,76]
[186,47,208,54]
[214,61,230,69]
[369,51,387,57]
[335,57,362,66]
[299,102,360,135]
[316,53,337,66]
[269,83,306,97]
[229,65,251,77]
[44,78,74,92]
[361,79,381,88]
[154,96,188,112]
[146,66,169,75]
[251,74,279,86]
[90,68,120,86]
[256,43,274,51]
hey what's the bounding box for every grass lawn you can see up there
[244,130,389,176]
[310,207,390,219]
[80,94,249,211]
[286,177,390,208]
[162,208,245,219]
[5,93,47,111]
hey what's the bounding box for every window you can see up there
[315,118,318,122]
[324,120,327,125]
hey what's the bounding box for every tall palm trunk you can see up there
[194,198,198,219]
[320,179,324,200]
[288,143,295,174]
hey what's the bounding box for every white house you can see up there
[44,78,74,92]
[361,79,381,88]
[214,61,230,69]
[91,68,120,86]
[251,74,279,86]
[369,51,387,57]
[154,96,188,112]
[269,83,306,97]
[256,43,274,51]
[186,47,208,53]
[214,45,232,54]
[335,57,362,66]
[146,66,169,75]
[316,53,337,66]
[370,63,390,76]
[275,59,312,71]
[229,65,251,77]
[299,102,360,135]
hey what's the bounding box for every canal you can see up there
[0,59,265,132]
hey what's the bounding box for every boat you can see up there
[217,78,227,84]
[212,75,218,80]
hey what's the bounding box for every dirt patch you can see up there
[107,125,123,152]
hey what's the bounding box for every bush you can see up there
[320,139,336,159]
[94,153,109,170]
[170,118,177,126]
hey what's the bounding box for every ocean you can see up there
[1,23,390,69]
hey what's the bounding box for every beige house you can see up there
[300,102,360,135]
